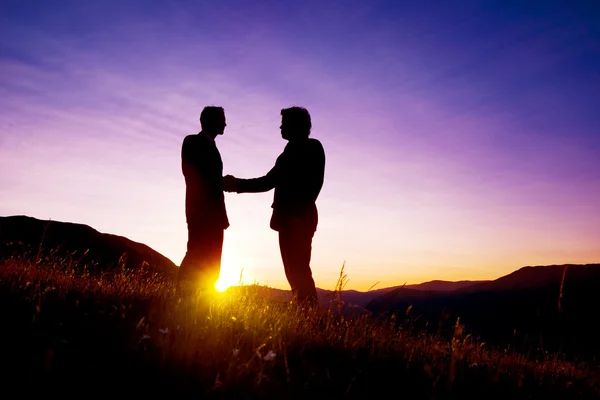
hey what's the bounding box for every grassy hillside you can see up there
[0,257,598,399]
[367,264,600,358]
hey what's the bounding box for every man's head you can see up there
[200,106,226,137]
[280,106,311,141]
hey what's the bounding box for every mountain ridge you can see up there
[0,215,177,275]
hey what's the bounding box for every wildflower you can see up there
[141,334,151,340]
[264,351,276,361]
[159,328,169,335]
[232,349,240,357]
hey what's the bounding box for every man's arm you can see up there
[235,163,277,193]
[224,156,279,193]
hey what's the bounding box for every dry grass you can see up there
[0,256,598,399]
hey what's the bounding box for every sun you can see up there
[215,252,249,292]
[215,272,239,292]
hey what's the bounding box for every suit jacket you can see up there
[236,138,325,232]
[182,132,229,231]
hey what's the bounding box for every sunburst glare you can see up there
[215,251,252,292]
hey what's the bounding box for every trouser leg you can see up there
[179,227,223,291]
[279,220,317,304]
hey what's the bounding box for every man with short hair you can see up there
[223,107,325,305]
[180,106,229,291]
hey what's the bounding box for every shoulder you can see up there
[307,137,323,147]
[183,134,209,149]
[182,135,204,159]
[183,134,197,146]
[307,138,324,154]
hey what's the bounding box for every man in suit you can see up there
[180,106,229,292]
[223,107,325,305]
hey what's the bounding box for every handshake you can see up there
[222,175,239,193]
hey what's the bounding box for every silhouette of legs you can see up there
[179,225,223,292]
[278,218,318,305]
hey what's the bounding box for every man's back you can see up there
[181,133,229,230]
[273,137,325,218]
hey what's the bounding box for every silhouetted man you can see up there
[223,107,325,305]
[180,106,229,292]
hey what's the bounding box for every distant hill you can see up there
[405,280,488,292]
[316,280,487,309]
[365,279,488,297]
[0,215,177,275]
[456,264,600,293]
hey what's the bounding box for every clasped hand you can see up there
[222,175,238,192]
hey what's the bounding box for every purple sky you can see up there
[1,0,599,290]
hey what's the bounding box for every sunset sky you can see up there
[1,0,599,291]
